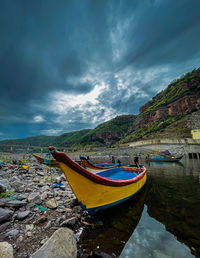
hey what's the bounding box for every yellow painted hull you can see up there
[59,161,147,212]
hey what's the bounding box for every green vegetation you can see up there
[0,115,136,148]
[0,135,57,147]
[51,129,91,146]
[0,68,199,147]
[0,190,14,199]
[75,115,137,146]
[121,114,185,143]
[140,68,200,117]
[0,155,13,163]
[0,129,91,149]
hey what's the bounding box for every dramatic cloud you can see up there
[0,0,200,139]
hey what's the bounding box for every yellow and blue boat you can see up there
[80,155,119,170]
[146,155,183,162]
[32,153,59,167]
[49,146,147,214]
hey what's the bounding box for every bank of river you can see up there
[0,151,199,257]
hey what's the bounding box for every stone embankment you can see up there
[0,155,111,258]
[128,138,200,155]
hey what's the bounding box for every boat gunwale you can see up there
[146,155,183,162]
[49,146,147,187]
[80,155,117,169]
[33,153,58,165]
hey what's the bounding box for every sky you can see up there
[1,0,200,140]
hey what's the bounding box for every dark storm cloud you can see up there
[113,0,200,71]
[0,0,200,139]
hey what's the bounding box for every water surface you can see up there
[80,157,200,257]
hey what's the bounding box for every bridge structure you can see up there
[0,144,76,154]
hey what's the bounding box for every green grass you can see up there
[0,190,14,199]
[120,114,185,143]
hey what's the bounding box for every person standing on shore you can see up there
[134,156,139,167]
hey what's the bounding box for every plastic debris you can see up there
[35,204,47,211]
[53,183,63,188]
[22,165,29,171]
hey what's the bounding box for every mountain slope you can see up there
[121,68,200,143]
[0,129,91,147]
[1,68,200,148]
[0,115,136,147]
[76,115,137,146]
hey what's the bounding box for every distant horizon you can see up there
[1,0,200,140]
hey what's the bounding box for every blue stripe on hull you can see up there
[79,182,146,215]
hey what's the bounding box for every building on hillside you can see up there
[191,129,200,139]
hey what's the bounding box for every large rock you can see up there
[31,228,77,258]
[0,179,9,189]
[0,198,10,207]
[0,183,6,193]
[6,200,27,208]
[10,181,24,191]
[17,210,31,220]
[28,192,41,204]
[0,208,14,223]
[0,242,13,258]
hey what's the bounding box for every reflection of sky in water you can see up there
[120,205,194,258]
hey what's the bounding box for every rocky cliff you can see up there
[129,68,200,132]
[132,93,200,131]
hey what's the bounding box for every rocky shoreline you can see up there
[0,154,114,258]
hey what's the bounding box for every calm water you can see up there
[80,157,200,257]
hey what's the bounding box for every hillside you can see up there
[0,115,136,148]
[0,129,91,148]
[1,68,200,149]
[0,135,57,147]
[75,115,137,147]
[121,68,200,143]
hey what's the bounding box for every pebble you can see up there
[17,210,31,220]
[26,224,34,231]
[5,229,19,238]
[0,155,90,258]
[44,221,51,230]
[0,242,13,258]
[34,215,47,224]
[0,208,14,223]
[0,182,6,193]
[60,217,78,227]
[28,192,41,204]
[46,199,58,209]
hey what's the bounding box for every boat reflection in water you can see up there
[146,160,184,168]
[120,205,194,258]
[80,185,149,256]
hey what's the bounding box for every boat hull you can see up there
[32,154,58,167]
[80,156,118,170]
[49,147,147,214]
[58,160,147,213]
[146,156,183,162]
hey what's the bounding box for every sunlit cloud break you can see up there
[33,115,45,123]
[49,83,108,115]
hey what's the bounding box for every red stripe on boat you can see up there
[49,147,146,187]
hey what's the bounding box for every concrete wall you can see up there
[128,138,200,155]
